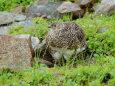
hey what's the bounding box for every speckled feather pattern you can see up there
[46,22,86,60]
[46,22,85,49]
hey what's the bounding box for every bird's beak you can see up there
[48,26,52,30]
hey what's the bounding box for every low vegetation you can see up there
[0,0,115,86]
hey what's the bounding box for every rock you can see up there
[14,14,26,22]
[76,0,95,13]
[0,12,14,25]
[31,36,40,51]
[1,85,10,86]
[94,0,115,16]
[0,35,34,71]
[97,27,108,33]
[0,19,34,35]
[15,34,40,52]
[57,2,81,13]
[38,58,53,67]
[0,26,10,35]
[15,34,31,39]
[0,12,26,26]
[15,34,34,52]
[76,0,95,7]
[72,9,85,19]
[27,1,62,19]
[12,19,34,28]
[54,73,64,78]
[90,60,97,64]
[11,6,28,15]
[39,66,49,71]
[35,0,48,5]
[57,1,85,19]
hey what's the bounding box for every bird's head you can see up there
[48,22,60,30]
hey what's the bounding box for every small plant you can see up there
[0,0,35,11]
[0,0,115,85]
[10,18,49,40]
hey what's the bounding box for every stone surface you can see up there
[57,1,85,19]
[54,73,64,78]
[0,12,26,25]
[57,2,81,13]
[11,6,28,15]
[94,0,115,16]
[27,1,62,19]
[15,34,31,39]
[15,34,40,52]
[15,34,34,53]
[81,0,94,6]
[76,0,95,13]
[1,85,10,86]
[0,12,14,25]
[0,26,10,35]
[76,0,94,6]
[13,14,27,22]
[97,27,108,33]
[31,36,40,51]
[0,19,34,35]
[38,58,53,67]
[0,35,34,71]
[11,19,34,28]
[35,0,48,5]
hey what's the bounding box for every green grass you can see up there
[0,56,115,86]
[0,0,35,11]
[0,0,115,85]
[0,14,115,86]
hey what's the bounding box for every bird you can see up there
[46,22,87,61]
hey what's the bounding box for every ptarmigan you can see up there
[46,22,87,61]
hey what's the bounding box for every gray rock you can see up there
[22,20,34,28]
[54,73,64,78]
[57,2,85,19]
[57,2,81,13]
[38,58,53,67]
[11,19,34,28]
[1,85,10,86]
[13,14,26,22]
[97,27,108,33]
[0,19,34,35]
[15,34,31,39]
[76,0,94,6]
[11,6,28,15]
[94,0,115,16]
[31,36,40,51]
[0,35,34,71]
[27,1,62,19]
[35,0,48,5]
[0,26,10,35]
[75,0,95,13]
[0,12,14,25]
[0,12,26,26]
[15,34,34,53]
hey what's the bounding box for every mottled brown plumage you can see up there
[46,22,86,60]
